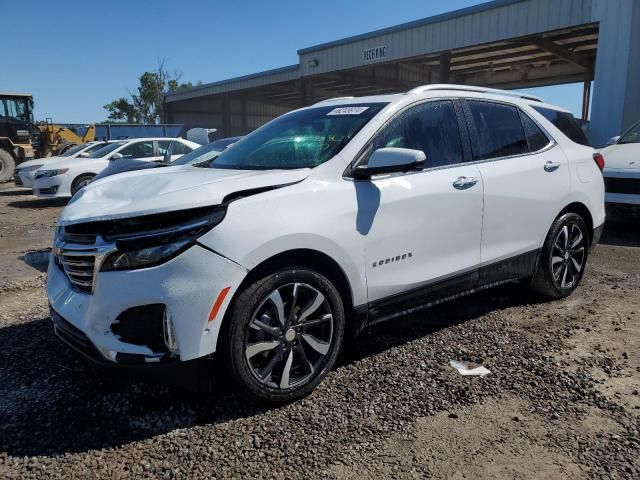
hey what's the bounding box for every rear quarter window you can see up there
[532,106,591,147]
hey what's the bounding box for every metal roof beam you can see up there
[525,37,589,69]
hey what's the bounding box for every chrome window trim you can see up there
[343,95,558,181]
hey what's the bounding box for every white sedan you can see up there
[14,141,108,188]
[601,120,640,206]
[32,137,200,198]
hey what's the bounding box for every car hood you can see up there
[59,166,311,225]
[601,144,640,170]
[17,156,65,170]
[35,157,101,171]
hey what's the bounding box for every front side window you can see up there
[468,101,528,160]
[361,100,464,168]
[210,103,387,170]
[170,141,191,155]
[532,106,590,146]
[619,120,640,144]
[157,140,171,156]
[119,141,154,159]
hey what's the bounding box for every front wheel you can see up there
[222,267,345,403]
[70,174,94,196]
[0,149,16,182]
[530,213,589,298]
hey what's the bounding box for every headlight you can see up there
[35,168,69,179]
[18,164,43,173]
[102,239,192,271]
[100,206,226,271]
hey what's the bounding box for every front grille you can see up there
[36,186,58,195]
[59,253,96,293]
[54,229,114,294]
[605,177,640,195]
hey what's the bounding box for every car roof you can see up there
[308,84,572,116]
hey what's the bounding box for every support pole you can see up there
[241,98,248,134]
[581,64,593,121]
[222,94,231,136]
[439,51,452,84]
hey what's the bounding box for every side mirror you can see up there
[353,148,426,180]
[110,152,123,160]
[77,152,89,158]
[606,135,621,146]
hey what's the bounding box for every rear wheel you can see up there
[530,213,589,298]
[0,149,16,182]
[70,174,94,195]
[222,267,345,403]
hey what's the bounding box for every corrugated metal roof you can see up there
[297,0,528,54]
[165,65,300,103]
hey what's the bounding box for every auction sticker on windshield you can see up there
[327,106,370,115]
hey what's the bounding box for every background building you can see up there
[164,0,640,147]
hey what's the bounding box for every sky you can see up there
[0,0,586,123]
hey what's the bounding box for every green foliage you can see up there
[103,58,198,124]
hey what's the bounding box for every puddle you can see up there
[19,249,51,272]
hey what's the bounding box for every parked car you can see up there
[600,119,640,207]
[32,137,199,198]
[14,141,108,188]
[48,85,604,402]
[91,136,242,182]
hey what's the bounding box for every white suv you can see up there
[47,85,605,402]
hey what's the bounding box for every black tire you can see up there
[70,174,94,195]
[0,149,16,182]
[221,267,346,403]
[530,213,589,298]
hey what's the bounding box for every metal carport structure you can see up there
[164,0,640,147]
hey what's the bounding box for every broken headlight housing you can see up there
[99,206,226,271]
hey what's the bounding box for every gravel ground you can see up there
[0,185,638,479]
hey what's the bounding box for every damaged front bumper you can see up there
[46,243,248,365]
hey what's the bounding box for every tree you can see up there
[103,58,199,124]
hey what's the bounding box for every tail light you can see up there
[593,152,605,172]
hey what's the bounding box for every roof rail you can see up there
[313,96,355,105]
[407,84,543,102]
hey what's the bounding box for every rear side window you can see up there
[532,106,590,146]
[171,141,192,155]
[519,111,551,152]
[363,100,464,168]
[467,101,528,160]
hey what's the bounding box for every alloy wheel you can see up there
[551,223,586,289]
[244,282,334,390]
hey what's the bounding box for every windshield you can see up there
[61,144,88,157]
[210,103,387,170]
[172,137,241,166]
[619,120,640,144]
[0,97,34,123]
[86,142,125,158]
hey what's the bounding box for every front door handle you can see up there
[453,176,479,189]
[544,161,561,172]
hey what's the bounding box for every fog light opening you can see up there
[163,308,178,354]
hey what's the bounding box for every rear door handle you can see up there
[544,161,561,172]
[453,176,479,189]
